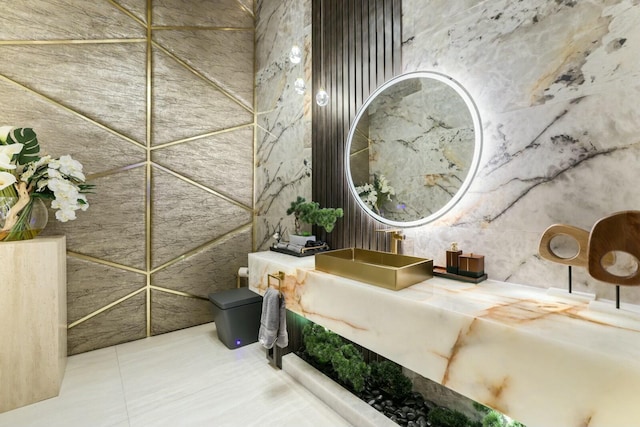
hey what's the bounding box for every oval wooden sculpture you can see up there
[538,224,589,267]
[588,210,640,286]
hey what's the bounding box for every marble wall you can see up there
[255,0,640,303]
[254,0,312,250]
[0,0,255,354]
[401,0,640,304]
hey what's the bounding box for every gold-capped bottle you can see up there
[446,242,462,274]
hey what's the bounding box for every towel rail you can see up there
[267,271,285,295]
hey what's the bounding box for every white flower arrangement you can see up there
[355,173,395,215]
[0,126,92,241]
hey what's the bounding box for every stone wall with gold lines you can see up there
[0,0,255,354]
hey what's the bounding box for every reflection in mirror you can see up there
[346,71,482,227]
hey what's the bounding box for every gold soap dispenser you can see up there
[446,242,462,274]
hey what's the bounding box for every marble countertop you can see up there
[248,250,640,427]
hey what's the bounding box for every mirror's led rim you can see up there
[345,70,483,228]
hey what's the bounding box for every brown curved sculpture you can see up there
[588,211,640,286]
[538,224,589,267]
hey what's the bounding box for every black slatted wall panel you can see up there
[311,0,402,250]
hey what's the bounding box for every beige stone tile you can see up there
[151,227,252,298]
[152,0,254,27]
[68,292,147,355]
[153,29,255,108]
[67,257,147,324]
[151,46,253,146]
[44,166,147,270]
[151,126,254,207]
[0,44,147,143]
[0,80,146,175]
[150,167,251,268]
[150,291,214,335]
[0,1,144,40]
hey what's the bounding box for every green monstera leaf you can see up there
[5,128,40,165]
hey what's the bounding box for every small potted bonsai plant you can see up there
[286,196,344,246]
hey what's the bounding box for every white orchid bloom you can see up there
[58,155,85,181]
[0,171,17,191]
[0,126,14,143]
[77,193,89,211]
[47,167,62,179]
[55,208,77,222]
[0,143,24,170]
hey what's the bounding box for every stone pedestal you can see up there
[0,236,67,413]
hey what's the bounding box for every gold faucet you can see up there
[376,229,405,254]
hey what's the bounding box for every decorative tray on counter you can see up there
[270,244,330,257]
[433,266,487,283]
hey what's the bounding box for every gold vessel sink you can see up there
[315,248,433,290]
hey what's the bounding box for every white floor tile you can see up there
[0,323,349,427]
[0,347,129,427]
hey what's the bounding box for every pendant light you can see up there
[289,45,302,64]
[316,0,329,107]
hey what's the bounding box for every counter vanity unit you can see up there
[248,250,640,427]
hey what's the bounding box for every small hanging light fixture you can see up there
[289,45,302,64]
[294,77,306,94]
[316,0,329,107]
[315,88,329,106]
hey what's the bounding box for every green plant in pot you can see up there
[286,196,343,245]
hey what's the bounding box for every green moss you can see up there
[302,324,370,393]
[427,407,478,427]
[369,360,413,401]
[331,343,370,393]
[482,411,504,427]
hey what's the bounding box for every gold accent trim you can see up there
[255,122,281,144]
[235,0,255,18]
[146,269,152,336]
[146,0,153,337]
[68,287,146,329]
[0,39,146,45]
[150,222,252,274]
[151,26,253,31]
[152,41,253,114]
[149,286,209,300]
[0,74,146,150]
[150,123,254,150]
[67,251,147,275]
[150,163,252,212]
[350,146,369,157]
[252,12,258,252]
[85,162,147,181]
[109,0,147,28]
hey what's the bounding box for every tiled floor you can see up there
[0,323,351,427]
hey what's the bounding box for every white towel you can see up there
[259,288,287,349]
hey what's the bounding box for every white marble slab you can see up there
[249,250,640,427]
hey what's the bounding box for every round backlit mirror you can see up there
[345,71,482,227]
